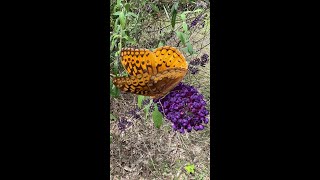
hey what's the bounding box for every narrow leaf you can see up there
[181,13,186,21]
[124,3,130,12]
[152,105,163,129]
[137,95,144,108]
[171,9,177,28]
[187,42,194,55]
[176,31,186,46]
[116,0,121,7]
[182,22,188,32]
[119,11,125,29]
[113,12,121,16]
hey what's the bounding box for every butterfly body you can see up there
[112,46,188,99]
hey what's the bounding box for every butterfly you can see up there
[112,46,188,99]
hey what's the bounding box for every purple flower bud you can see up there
[163,101,169,107]
[179,128,185,134]
[172,124,178,130]
[204,118,209,124]
[187,125,192,132]
[194,125,199,131]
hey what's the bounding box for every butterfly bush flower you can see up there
[129,108,141,120]
[190,14,206,28]
[153,83,209,133]
[200,53,209,67]
[118,117,133,131]
[189,66,200,74]
[188,53,210,75]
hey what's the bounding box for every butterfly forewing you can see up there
[120,48,156,76]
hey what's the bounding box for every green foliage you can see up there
[137,95,145,109]
[152,104,163,129]
[110,78,120,97]
[184,163,195,174]
[171,2,179,29]
[144,100,151,119]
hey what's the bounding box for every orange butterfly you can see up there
[112,46,188,99]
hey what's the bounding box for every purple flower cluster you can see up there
[188,53,210,75]
[118,117,133,131]
[190,16,200,27]
[190,57,201,66]
[200,54,209,66]
[153,83,209,133]
[190,54,210,67]
[190,14,205,28]
[129,108,141,119]
[189,66,199,74]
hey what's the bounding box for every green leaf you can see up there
[119,11,125,29]
[182,22,188,32]
[158,41,164,47]
[124,3,130,12]
[110,113,117,121]
[116,0,121,7]
[110,78,120,97]
[170,2,178,28]
[144,103,150,119]
[137,95,145,108]
[176,31,186,46]
[187,42,194,55]
[152,105,163,129]
[171,9,177,28]
[181,13,186,21]
[182,47,188,54]
[110,40,115,51]
[126,36,136,44]
[110,78,113,92]
[110,84,119,97]
[112,11,121,16]
[113,60,119,74]
[184,164,195,174]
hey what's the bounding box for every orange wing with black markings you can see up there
[113,46,188,99]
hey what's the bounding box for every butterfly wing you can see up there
[120,48,158,76]
[149,67,188,98]
[152,46,188,73]
[112,67,187,98]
